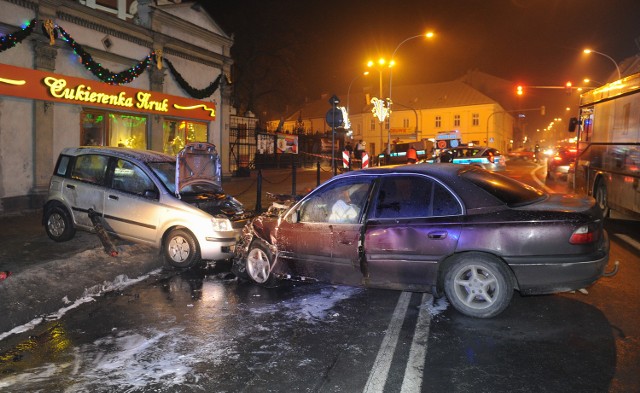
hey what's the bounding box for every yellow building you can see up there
[269,76,516,157]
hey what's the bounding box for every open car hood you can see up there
[176,142,222,194]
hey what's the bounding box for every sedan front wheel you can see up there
[245,241,279,287]
[443,253,513,318]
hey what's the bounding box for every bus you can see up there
[569,72,640,219]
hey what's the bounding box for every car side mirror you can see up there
[287,209,299,223]
[143,189,159,200]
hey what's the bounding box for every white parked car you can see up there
[43,143,251,268]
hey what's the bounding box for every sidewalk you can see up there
[0,167,336,338]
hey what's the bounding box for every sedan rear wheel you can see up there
[443,253,513,318]
[44,205,76,242]
[164,228,200,269]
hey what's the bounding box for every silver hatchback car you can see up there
[43,143,251,268]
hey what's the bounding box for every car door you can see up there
[102,158,159,243]
[362,174,463,290]
[277,176,374,285]
[63,154,109,229]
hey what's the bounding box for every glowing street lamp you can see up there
[583,78,604,86]
[583,49,621,80]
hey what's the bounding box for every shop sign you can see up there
[0,63,216,121]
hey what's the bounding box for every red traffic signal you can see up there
[565,81,573,94]
[516,85,524,95]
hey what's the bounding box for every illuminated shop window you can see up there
[109,113,147,149]
[163,119,208,155]
[80,110,148,149]
[81,112,106,146]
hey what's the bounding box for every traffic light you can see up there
[565,81,573,94]
[516,85,524,95]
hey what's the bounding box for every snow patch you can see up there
[0,270,161,342]
[249,285,362,324]
[422,296,449,316]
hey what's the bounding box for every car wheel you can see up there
[164,228,200,269]
[244,240,279,287]
[595,180,610,218]
[44,205,76,242]
[443,253,513,318]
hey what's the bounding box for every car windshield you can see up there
[147,161,223,194]
[459,166,546,207]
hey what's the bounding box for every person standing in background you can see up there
[406,145,418,164]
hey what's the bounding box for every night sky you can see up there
[203,0,640,131]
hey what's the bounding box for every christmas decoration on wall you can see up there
[164,58,222,99]
[0,19,37,53]
[43,19,57,45]
[57,25,154,85]
[155,48,163,69]
[0,18,226,96]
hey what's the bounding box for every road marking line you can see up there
[614,233,640,252]
[363,291,411,393]
[400,293,432,393]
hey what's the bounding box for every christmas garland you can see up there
[165,58,222,99]
[57,25,154,85]
[0,19,37,53]
[0,19,225,96]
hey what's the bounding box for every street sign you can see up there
[326,107,343,127]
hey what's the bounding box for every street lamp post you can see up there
[345,71,368,132]
[387,32,435,153]
[368,59,389,159]
[583,49,622,81]
[347,71,368,115]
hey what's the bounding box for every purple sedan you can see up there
[232,164,610,318]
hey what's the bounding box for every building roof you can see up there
[285,79,498,122]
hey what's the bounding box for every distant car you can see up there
[232,164,610,318]
[547,147,577,181]
[507,148,535,161]
[423,146,506,171]
[43,144,252,268]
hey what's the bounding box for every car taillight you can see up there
[569,224,600,244]
[553,155,563,162]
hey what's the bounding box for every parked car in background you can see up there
[43,144,252,268]
[232,164,610,318]
[547,147,577,181]
[422,146,506,172]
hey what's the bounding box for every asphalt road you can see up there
[0,160,638,392]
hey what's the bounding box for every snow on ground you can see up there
[0,277,364,392]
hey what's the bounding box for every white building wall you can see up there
[52,104,84,163]
[0,98,33,198]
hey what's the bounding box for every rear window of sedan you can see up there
[459,167,546,207]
